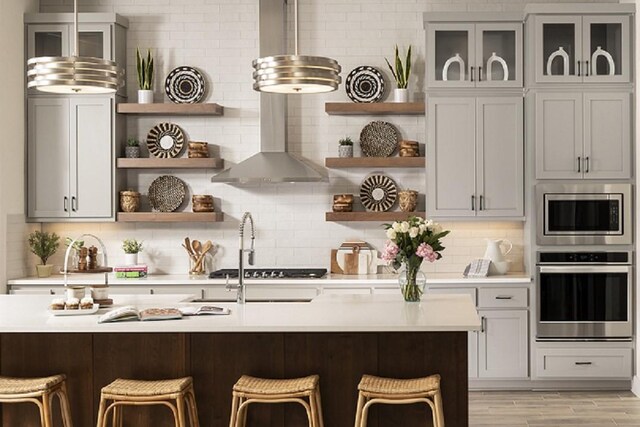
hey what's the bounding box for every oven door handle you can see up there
[538,265,632,274]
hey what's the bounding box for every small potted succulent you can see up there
[385,45,412,102]
[338,137,354,158]
[28,231,60,278]
[136,48,154,104]
[122,239,143,266]
[125,138,140,158]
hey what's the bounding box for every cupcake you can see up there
[80,297,94,310]
[50,298,65,310]
[65,298,80,310]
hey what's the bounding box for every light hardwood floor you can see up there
[470,391,640,426]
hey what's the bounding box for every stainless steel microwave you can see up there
[536,184,632,245]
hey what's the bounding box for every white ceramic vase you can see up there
[393,88,408,103]
[124,253,138,266]
[138,90,153,104]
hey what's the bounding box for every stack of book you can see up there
[114,265,148,278]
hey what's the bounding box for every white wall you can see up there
[34,0,614,275]
[0,0,38,290]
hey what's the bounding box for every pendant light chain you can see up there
[73,0,78,56]
[293,0,298,56]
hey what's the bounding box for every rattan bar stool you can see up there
[229,374,324,427]
[354,374,445,427]
[0,374,73,427]
[96,376,199,427]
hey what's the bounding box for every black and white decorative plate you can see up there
[146,123,185,158]
[359,121,399,157]
[360,174,397,212]
[165,66,205,104]
[345,66,385,103]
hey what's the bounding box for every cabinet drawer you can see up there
[427,287,476,305]
[478,287,527,308]
[536,348,632,379]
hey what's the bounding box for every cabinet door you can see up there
[27,24,70,58]
[427,97,476,217]
[427,23,476,88]
[70,98,113,218]
[478,310,528,378]
[583,92,631,179]
[535,92,583,179]
[27,98,70,219]
[476,97,523,217]
[476,23,523,88]
[582,15,630,83]
[78,24,112,60]
[535,16,583,83]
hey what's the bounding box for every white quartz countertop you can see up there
[0,293,481,333]
[7,272,532,286]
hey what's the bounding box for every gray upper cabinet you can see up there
[28,97,114,221]
[426,20,523,88]
[535,91,630,179]
[27,23,112,59]
[428,96,524,219]
[533,14,631,84]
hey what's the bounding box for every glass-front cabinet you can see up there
[427,22,523,88]
[534,14,630,83]
[27,23,111,59]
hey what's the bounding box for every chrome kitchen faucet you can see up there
[227,212,255,304]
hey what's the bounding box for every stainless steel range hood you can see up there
[211,0,328,184]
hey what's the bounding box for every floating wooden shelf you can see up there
[117,212,224,223]
[116,103,224,116]
[325,157,424,168]
[325,102,425,115]
[117,158,224,169]
[326,211,426,222]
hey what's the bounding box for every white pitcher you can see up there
[483,239,512,263]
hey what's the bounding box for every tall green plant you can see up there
[385,45,412,89]
[28,231,60,265]
[136,48,154,90]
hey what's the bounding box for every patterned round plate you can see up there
[147,123,185,158]
[345,66,385,103]
[165,66,205,104]
[148,175,186,212]
[360,174,397,212]
[359,121,399,157]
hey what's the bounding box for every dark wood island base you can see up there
[0,332,467,427]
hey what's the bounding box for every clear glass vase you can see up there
[398,263,426,302]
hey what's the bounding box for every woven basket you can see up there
[119,191,140,213]
[148,176,186,212]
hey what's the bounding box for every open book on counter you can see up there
[98,305,231,323]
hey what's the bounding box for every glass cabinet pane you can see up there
[34,31,64,57]
[78,32,104,58]
[583,15,630,82]
[432,27,474,85]
[481,30,516,82]
[542,23,578,77]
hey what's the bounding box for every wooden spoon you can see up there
[192,240,202,257]
[184,237,195,257]
[194,241,213,272]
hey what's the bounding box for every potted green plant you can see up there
[136,48,154,104]
[28,231,60,278]
[338,137,354,158]
[125,138,140,158]
[385,45,412,102]
[122,239,143,266]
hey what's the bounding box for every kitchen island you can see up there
[0,293,479,427]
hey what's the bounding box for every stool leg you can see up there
[229,394,240,427]
[314,387,325,427]
[42,392,53,427]
[57,382,74,427]
[308,393,317,427]
[238,399,248,427]
[177,395,187,427]
[361,399,375,427]
[96,397,107,427]
[186,387,200,427]
[354,392,365,427]
[433,390,445,427]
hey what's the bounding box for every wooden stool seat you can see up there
[229,375,323,427]
[96,377,199,427]
[355,374,445,427]
[0,374,73,427]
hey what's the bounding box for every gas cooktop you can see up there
[209,268,327,279]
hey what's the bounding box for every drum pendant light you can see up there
[27,0,123,94]
[252,0,341,94]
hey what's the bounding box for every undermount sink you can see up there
[188,298,312,304]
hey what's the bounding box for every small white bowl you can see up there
[491,260,511,275]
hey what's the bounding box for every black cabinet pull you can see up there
[585,157,590,173]
[479,195,484,211]
[481,316,486,333]
[470,66,475,82]
[71,196,77,212]
[64,196,68,212]
[575,361,592,366]
[471,195,475,211]
[577,61,581,77]
[478,66,482,82]
[577,157,581,173]
[585,60,589,77]
[495,295,513,300]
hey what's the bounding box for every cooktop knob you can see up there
[278,271,285,278]
[261,271,269,278]
[244,271,251,278]
[252,271,260,278]
[270,271,278,278]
